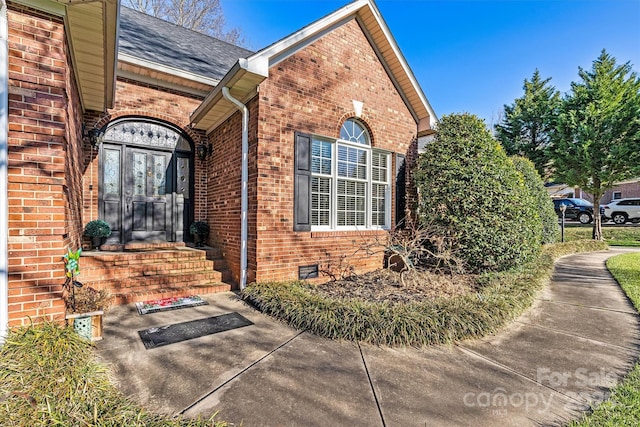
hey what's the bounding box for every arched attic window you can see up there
[340,118,370,145]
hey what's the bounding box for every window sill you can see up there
[311,229,388,238]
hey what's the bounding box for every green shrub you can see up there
[84,219,112,238]
[413,113,543,273]
[511,156,560,244]
[189,221,210,236]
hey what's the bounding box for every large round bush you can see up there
[414,113,542,273]
[511,156,559,245]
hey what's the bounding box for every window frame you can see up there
[309,134,391,231]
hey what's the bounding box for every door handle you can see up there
[126,196,131,213]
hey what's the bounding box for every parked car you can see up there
[553,198,594,224]
[601,198,640,224]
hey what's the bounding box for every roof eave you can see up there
[11,0,118,112]
[190,58,268,132]
[354,3,437,129]
[191,0,437,132]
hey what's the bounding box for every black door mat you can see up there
[138,312,253,349]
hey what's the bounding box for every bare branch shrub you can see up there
[318,250,357,282]
[362,217,464,285]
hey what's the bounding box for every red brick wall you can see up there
[252,19,418,282]
[204,98,259,284]
[64,49,84,250]
[6,5,72,326]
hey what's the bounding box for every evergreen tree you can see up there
[414,114,542,273]
[511,156,559,245]
[495,70,560,178]
[551,50,640,240]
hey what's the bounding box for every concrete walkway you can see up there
[96,248,640,426]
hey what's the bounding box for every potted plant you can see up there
[189,221,210,247]
[63,248,111,341]
[84,220,111,250]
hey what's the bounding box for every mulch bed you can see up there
[309,269,478,305]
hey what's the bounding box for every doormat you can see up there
[138,312,253,349]
[135,295,209,315]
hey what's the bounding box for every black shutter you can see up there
[294,132,312,231]
[395,154,406,227]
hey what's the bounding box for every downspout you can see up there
[1,0,9,343]
[221,87,248,290]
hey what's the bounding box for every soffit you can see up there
[190,61,267,132]
[117,56,215,98]
[13,0,119,112]
[64,0,118,111]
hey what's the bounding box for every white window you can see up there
[310,119,390,230]
[613,191,622,200]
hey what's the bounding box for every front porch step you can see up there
[112,283,231,305]
[80,246,234,306]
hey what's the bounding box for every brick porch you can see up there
[80,243,234,305]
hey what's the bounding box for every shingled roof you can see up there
[118,6,254,81]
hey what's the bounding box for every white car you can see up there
[601,198,640,224]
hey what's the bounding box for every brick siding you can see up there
[579,181,640,205]
[206,19,421,283]
[6,4,74,326]
[6,6,427,321]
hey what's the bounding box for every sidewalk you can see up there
[96,248,640,426]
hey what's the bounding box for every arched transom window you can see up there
[340,118,370,145]
[308,119,390,229]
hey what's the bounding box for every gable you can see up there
[258,19,417,148]
[191,0,436,134]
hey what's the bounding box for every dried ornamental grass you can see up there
[241,240,608,347]
[0,322,228,426]
[69,286,112,313]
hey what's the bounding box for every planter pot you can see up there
[66,310,104,341]
[91,236,104,251]
[194,234,207,247]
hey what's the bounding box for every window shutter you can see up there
[395,154,406,227]
[294,132,312,231]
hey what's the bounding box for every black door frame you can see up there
[97,118,194,244]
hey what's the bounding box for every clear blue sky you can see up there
[220,0,640,129]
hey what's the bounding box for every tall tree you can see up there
[124,0,243,45]
[551,50,640,240]
[495,70,560,178]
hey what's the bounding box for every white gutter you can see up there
[1,0,10,343]
[221,87,248,290]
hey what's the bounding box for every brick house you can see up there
[548,179,640,204]
[0,0,437,334]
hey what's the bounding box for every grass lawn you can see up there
[570,251,640,426]
[563,224,640,246]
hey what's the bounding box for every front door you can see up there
[125,148,172,241]
[99,119,194,244]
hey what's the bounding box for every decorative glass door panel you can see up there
[102,146,122,241]
[125,148,172,241]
